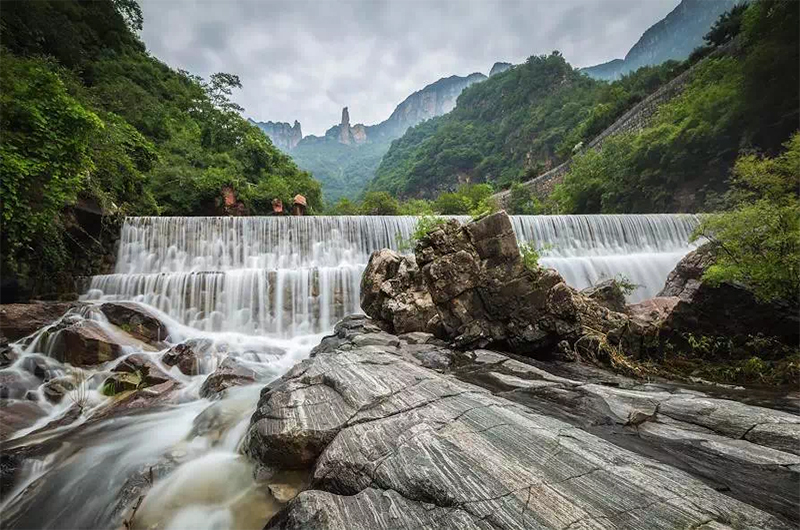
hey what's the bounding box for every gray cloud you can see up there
[139,0,679,136]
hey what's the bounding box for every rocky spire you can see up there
[341,107,350,127]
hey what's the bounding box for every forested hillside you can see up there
[0,0,321,299]
[552,0,798,213]
[369,0,797,214]
[369,54,687,198]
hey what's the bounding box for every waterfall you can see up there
[82,214,698,335]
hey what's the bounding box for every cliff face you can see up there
[250,119,302,150]
[368,72,487,141]
[582,0,737,80]
[489,62,512,76]
[284,71,488,202]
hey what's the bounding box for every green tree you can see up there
[693,133,800,302]
[360,191,400,215]
[507,182,541,215]
[434,193,472,214]
[328,197,360,215]
[398,199,434,215]
[0,53,103,279]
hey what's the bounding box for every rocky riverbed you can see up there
[0,211,797,528]
[244,314,798,528]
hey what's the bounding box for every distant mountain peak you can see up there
[490,62,512,76]
[249,118,302,150]
[581,0,737,80]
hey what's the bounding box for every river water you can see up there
[0,214,697,529]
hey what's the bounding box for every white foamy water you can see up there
[1,213,697,529]
[82,214,698,334]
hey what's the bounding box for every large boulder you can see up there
[0,302,86,342]
[49,319,156,367]
[199,357,262,398]
[99,302,171,345]
[360,250,438,335]
[649,247,799,353]
[411,211,628,357]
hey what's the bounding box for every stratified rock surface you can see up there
[247,316,797,529]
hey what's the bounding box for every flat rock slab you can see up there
[247,319,794,529]
[0,302,86,342]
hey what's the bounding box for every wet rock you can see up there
[113,354,172,386]
[0,302,86,342]
[92,380,181,421]
[360,250,438,335]
[249,324,796,528]
[99,302,171,345]
[0,400,46,441]
[51,320,155,367]
[581,278,627,312]
[161,341,203,375]
[199,357,261,398]
[0,338,16,368]
[101,354,173,396]
[0,370,40,400]
[18,354,64,381]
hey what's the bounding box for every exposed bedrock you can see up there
[244,315,798,528]
[99,301,172,345]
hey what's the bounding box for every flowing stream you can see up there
[0,214,697,529]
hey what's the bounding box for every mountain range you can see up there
[581,0,738,80]
[252,0,740,204]
[251,72,486,202]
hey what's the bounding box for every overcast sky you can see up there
[139,0,679,136]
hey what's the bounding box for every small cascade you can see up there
[83,214,698,334]
[512,214,699,301]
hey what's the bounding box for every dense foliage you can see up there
[290,138,389,204]
[693,133,799,303]
[0,0,321,297]
[551,0,798,214]
[369,53,687,198]
[327,184,497,217]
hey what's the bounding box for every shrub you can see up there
[360,191,399,215]
[692,133,800,303]
[519,242,542,272]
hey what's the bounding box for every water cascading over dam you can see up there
[2,213,700,529]
[84,214,699,335]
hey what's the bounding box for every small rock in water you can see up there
[199,357,261,398]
